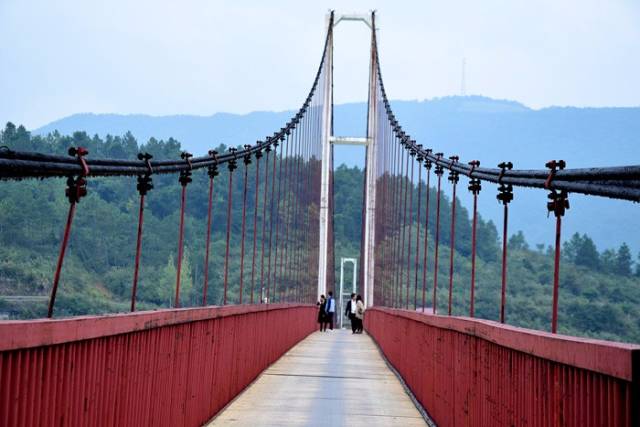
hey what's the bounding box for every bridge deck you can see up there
[207,329,428,426]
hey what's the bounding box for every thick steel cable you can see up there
[3,14,336,183]
[9,14,336,319]
[366,28,639,203]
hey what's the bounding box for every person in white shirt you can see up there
[345,293,357,333]
[355,294,365,333]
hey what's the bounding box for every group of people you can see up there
[317,292,365,334]
[317,291,337,331]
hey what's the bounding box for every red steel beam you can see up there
[0,304,316,427]
[365,307,640,426]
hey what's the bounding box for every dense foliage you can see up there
[1,123,639,343]
[0,123,315,317]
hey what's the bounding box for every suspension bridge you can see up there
[1,11,639,427]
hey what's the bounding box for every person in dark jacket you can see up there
[344,293,357,333]
[325,291,336,330]
[317,295,327,331]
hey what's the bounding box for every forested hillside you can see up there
[1,123,639,343]
[34,97,640,253]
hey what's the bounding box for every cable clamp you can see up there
[65,146,89,203]
[136,152,154,196]
[547,189,569,218]
[544,159,566,189]
[179,151,193,186]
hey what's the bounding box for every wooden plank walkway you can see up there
[207,329,428,426]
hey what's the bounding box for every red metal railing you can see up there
[0,304,316,427]
[365,307,639,427]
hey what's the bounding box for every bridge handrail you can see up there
[371,307,640,381]
[0,303,310,352]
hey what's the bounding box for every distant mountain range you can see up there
[33,96,640,253]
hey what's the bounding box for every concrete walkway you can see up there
[207,329,428,427]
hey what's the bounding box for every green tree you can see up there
[509,231,529,251]
[601,249,617,274]
[575,234,600,268]
[563,233,582,262]
[615,243,632,276]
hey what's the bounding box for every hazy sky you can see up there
[1,0,639,129]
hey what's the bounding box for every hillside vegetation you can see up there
[1,123,639,343]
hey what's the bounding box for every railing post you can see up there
[413,146,423,311]
[421,150,432,312]
[48,146,89,318]
[273,133,286,302]
[250,146,262,304]
[202,150,219,306]
[266,135,280,302]
[447,156,459,316]
[222,148,238,305]
[546,160,569,333]
[260,143,272,303]
[432,153,444,314]
[131,152,153,312]
[406,143,416,310]
[175,151,193,308]
[497,161,513,323]
[238,146,252,304]
[467,160,481,317]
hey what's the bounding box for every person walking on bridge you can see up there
[317,295,327,331]
[355,294,365,334]
[325,291,336,330]
[345,293,357,333]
